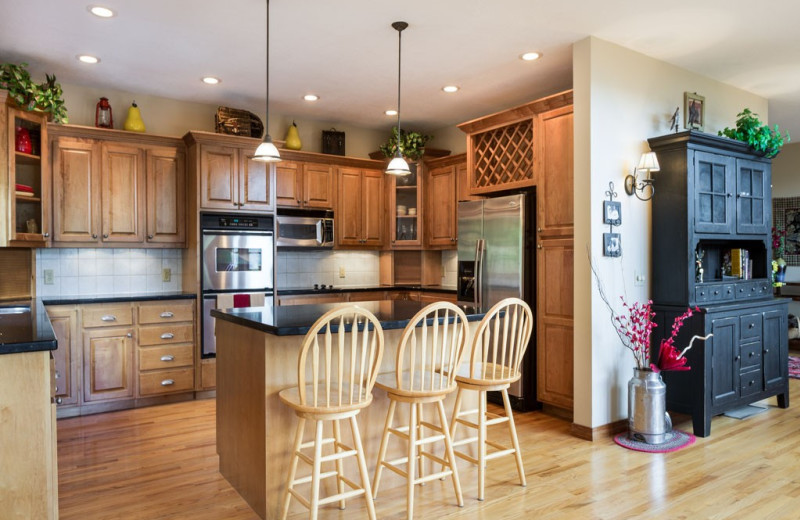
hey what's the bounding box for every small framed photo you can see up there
[603,200,621,226]
[603,233,622,257]
[685,92,705,131]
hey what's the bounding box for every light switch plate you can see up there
[634,270,646,287]
[44,269,54,285]
[162,268,172,282]
[339,266,346,278]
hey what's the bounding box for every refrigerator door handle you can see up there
[475,239,486,307]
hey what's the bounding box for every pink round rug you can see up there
[614,430,696,453]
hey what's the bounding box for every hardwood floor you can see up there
[58,379,800,520]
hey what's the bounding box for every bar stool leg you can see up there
[477,390,487,501]
[407,401,418,520]
[373,399,397,498]
[332,419,346,510]
[502,388,526,487]
[310,420,324,520]
[436,399,463,507]
[416,402,425,483]
[449,387,464,442]
[350,416,377,520]
[281,416,305,520]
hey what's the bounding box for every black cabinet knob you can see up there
[735,355,741,361]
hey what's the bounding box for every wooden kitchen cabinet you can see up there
[424,156,460,248]
[136,300,195,397]
[46,305,80,408]
[0,92,51,247]
[82,326,135,403]
[50,125,187,247]
[337,167,384,247]
[276,160,334,209]
[388,166,423,248]
[198,144,272,212]
[534,105,574,239]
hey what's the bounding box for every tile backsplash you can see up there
[442,250,457,288]
[277,250,380,288]
[35,248,183,297]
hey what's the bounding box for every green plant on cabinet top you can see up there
[718,108,789,158]
[379,127,431,161]
[0,62,68,124]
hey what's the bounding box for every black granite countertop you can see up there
[0,299,57,355]
[41,291,196,306]
[277,285,457,296]
[212,300,487,336]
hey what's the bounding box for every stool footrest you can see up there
[292,469,339,486]
[485,447,515,460]
[485,415,509,426]
[299,437,335,450]
[414,470,453,485]
[452,436,478,447]
[319,448,357,464]
[414,433,445,446]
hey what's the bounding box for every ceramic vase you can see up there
[628,368,672,444]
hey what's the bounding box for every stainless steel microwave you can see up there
[275,208,334,248]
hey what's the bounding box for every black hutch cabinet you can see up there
[648,130,788,437]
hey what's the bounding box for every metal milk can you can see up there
[628,368,672,444]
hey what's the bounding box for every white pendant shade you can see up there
[385,154,411,176]
[253,137,281,162]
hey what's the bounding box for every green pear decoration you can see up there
[284,120,302,150]
[123,101,146,132]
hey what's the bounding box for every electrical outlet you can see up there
[162,268,171,282]
[634,271,646,287]
[44,269,54,285]
[339,266,346,278]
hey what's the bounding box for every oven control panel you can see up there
[201,213,274,232]
[218,217,259,228]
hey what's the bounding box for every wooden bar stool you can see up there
[449,297,533,501]
[372,301,469,520]
[279,305,385,520]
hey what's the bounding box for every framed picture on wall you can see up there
[603,233,622,257]
[603,200,621,226]
[685,92,705,131]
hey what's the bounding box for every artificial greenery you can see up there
[379,126,431,161]
[0,62,68,124]
[718,108,788,158]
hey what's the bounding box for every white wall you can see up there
[573,37,769,429]
[771,142,800,314]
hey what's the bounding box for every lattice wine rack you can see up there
[472,119,534,190]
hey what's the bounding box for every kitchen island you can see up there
[212,300,487,519]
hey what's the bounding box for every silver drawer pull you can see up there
[160,332,175,339]
[160,355,175,362]
[160,311,174,318]
[101,315,117,322]
[161,379,175,386]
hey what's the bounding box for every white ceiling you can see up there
[2,0,800,136]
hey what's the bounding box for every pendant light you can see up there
[385,21,411,176]
[253,0,281,162]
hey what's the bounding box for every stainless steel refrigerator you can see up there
[457,192,537,410]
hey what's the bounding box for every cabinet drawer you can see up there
[740,369,763,397]
[739,341,761,369]
[739,314,762,340]
[735,282,767,300]
[139,344,194,371]
[138,301,194,324]
[139,367,194,396]
[138,323,194,346]
[82,304,133,328]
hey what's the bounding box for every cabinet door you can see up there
[199,144,238,210]
[146,146,185,245]
[536,238,574,410]
[239,150,273,212]
[693,151,735,234]
[52,137,101,243]
[535,106,574,238]
[303,162,334,209]
[709,315,739,406]
[47,306,80,407]
[456,160,481,202]
[426,164,457,247]
[763,308,786,390]
[735,159,770,235]
[361,169,384,246]
[83,327,134,402]
[337,167,364,246]
[389,168,421,248]
[101,143,146,243]
[275,160,302,207]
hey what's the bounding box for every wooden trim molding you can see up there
[49,123,184,148]
[571,419,628,441]
[457,90,573,135]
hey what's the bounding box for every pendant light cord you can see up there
[396,25,402,142]
[265,0,270,138]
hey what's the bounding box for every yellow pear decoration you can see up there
[123,101,146,132]
[284,120,302,150]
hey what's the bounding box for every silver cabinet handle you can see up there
[126,332,132,338]
[160,311,174,318]
[101,315,117,321]
[55,386,59,393]
[54,371,60,379]
[147,234,154,239]
[43,232,50,238]
[55,397,63,404]
[161,379,175,386]
[103,234,109,239]
[160,332,175,339]
[92,233,98,239]
[160,355,175,362]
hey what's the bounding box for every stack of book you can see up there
[15,183,34,198]
[730,248,753,280]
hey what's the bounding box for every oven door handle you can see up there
[316,220,324,246]
[202,230,273,236]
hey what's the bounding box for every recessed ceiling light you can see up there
[202,76,221,85]
[442,85,459,93]
[385,109,398,116]
[88,5,115,18]
[77,55,100,64]
[303,94,319,101]
[520,51,542,61]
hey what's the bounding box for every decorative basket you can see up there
[322,128,345,155]
[215,106,264,138]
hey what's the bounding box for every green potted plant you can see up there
[0,62,68,124]
[378,126,431,161]
[718,108,788,158]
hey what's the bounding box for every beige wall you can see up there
[771,142,800,284]
[60,83,387,158]
[573,37,769,429]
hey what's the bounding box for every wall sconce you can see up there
[624,152,660,201]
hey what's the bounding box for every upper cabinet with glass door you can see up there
[389,164,422,248]
[1,92,50,247]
